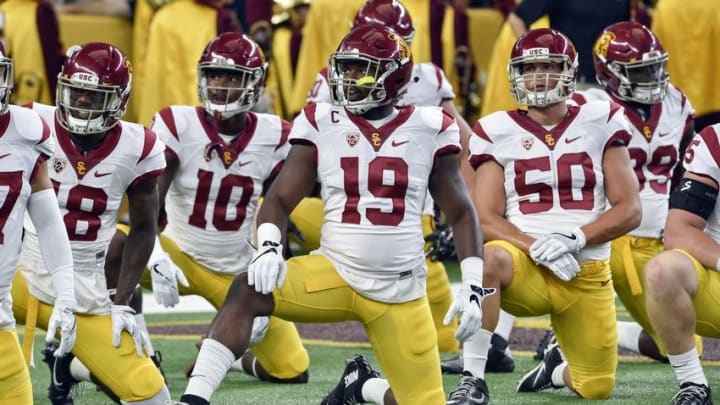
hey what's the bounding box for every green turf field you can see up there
[25,316,720,404]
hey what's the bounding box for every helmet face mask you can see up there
[56,43,131,136]
[197,33,267,120]
[593,21,669,104]
[328,26,413,115]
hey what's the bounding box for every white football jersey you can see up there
[306,63,455,216]
[20,103,166,314]
[0,106,53,330]
[572,85,694,238]
[469,101,633,262]
[152,106,290,274]
[291,102,460,303]
[682,124,720,243]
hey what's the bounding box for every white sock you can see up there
[185,339,236,401]
[617,321,642,353]
[494,310,515,341]
[667,347,708,387]
[361,377,390,404]
[69,357,91,382]
[551,362,567,387]
[462,328,492,379]
[134,314,155,355]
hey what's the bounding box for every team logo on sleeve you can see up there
[52,158,67,173]
[521,136,534,150]
[346,132,359,147]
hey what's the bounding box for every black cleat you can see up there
[320,354,380,405]
[42,341,78,405]
[517,343,565,392]
[441,354,463,375]
[670,382,713,405]
[486,334,514,373]
[177,394,209,405]
[441,334,514,374]
[446,371,490,405]
[534,328,556,360]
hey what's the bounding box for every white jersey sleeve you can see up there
[684,124,720,243]
[306,68,332,104]
[400,62,455,107]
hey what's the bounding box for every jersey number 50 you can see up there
[515,152,596,214]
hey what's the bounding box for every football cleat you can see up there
[517,343,565,392]
[440,334,514,374]
[441,354,463,375]
[446,371,490,405]
[320,354,380,405]
[176,394,209,405]
[486,333,515,373]
[670,382,712,405]
[534,328,557,360]
[42,341,78,405]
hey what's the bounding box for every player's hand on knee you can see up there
[540,253,581,281]
[110,304,147,357]
[248,240,287,295]
[529,227,586,262]
[46,301,77,357]
[444,258,496,342]
[249,316,270,346]
[148,238,189,308]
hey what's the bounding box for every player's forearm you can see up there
[114,227,155,305]
[580,200,641,245]
[665,224,720,270]
[447,206,484,260]
[481,215,535,253]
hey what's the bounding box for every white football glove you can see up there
[148,239,189,308]
[249,316,270,347]
[46,301,77,357]
[538,252,581,282]
[443,257,496,342]
[248,223,287,295]
[529,227,587,262]
[111,304,152,357]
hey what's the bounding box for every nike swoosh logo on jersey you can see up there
[658,132,671,137]
[238,161,253,167]
[94,171,112,178]
[391,140,409,147]
[0,153,10,159]
[565,136,581,144]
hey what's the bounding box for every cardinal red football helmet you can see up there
[328,25,413,115]
[0,42,12,113]
[593,21,668,104]
[508,28,578,106]
[352,0,415,45]
[56,43,132,135]
[198,32,267,119]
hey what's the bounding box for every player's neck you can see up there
[362,104,395,121]
[208,112,248,139]
[70,132,106,155]
[527,102,569,126]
